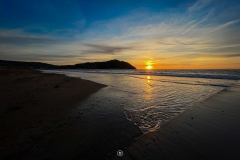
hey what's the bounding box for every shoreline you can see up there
[71,86,142,159]
[2,69,240,159]
[118,80,240,159]
[0,69,142,159]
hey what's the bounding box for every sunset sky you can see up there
[0,0,240,69]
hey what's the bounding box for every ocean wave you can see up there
[128,75,232,88]
[44,69,240,80]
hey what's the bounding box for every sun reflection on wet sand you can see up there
[147,76,151,83]
[145,76,152,102]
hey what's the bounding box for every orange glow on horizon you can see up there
[129,56,240,70]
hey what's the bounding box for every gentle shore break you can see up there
[120,80,240,160]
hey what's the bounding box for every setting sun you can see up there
[146,65,153,70]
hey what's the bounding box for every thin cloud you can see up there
[206,20,240,34]
[182,8,214,34]
[0,29,63,45]
[0,36,59,45]
[188,0,211,12]
[80,43,134,55]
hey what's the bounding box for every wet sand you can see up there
[0,69,142,159]
[114,80,240,159]
[3,69,240,160]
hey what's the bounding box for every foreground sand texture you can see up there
[0,69,142,160]
[0,69,106,159]
[115,81,240,160]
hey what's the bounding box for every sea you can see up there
[42,69,240,133]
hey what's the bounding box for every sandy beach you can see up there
[0,69,104,159]
[114,80,240,160]
[0,69,142,159]
[1,69,240,160]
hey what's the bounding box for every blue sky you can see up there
[0,0,240,69]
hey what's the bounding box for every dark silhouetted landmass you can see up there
[0,60,55,69]
[59,59,136,69]
[0,59,136,69]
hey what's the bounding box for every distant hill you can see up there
[0,60,55,69]
[0,59,136,69]
[59,59,136,69]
